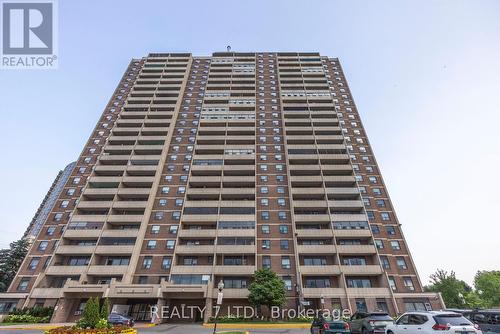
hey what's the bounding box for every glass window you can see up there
[147,240,157,249]
[166,240,175,249]
[390,240,401,250]
[262,240,270,249]
[281,256,291,269]
[151,225,160,234]
[279,225,288,234]
[262,256,271,269]
[261,225,270,234]
[280,240,289,250]
[38,241,48,251]
[142,257,153,269]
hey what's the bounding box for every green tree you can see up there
[474,270,500,307]
[100,298,110,319]
[424,269,472,308]
[248,268,286,318]
[78,297,101,328]
[0,238,30,292]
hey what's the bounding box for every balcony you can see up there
[297,244,336,254]
[87,265,128,276]
[64,229,101,239]
[302,288,345,298]
[178,229,216,238]
[300,265,340,275]
[213,265,255,275]
[46,266,87,275]
[346,287,391,297]
[334,229,372,237]
[95,245,135,255]
[30,287,63,298]
[337,245,377,254]
[296,229,333,238]
[340,265,383,275]
[217,229,255,237]
[55,245,95,255]
[170,265,213,274]
[294,214,330,223]
[212,288,249,299]
[216,245,256,254]
[175,245,215,254]
[101,229,139,238]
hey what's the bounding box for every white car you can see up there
[386,311,482,334]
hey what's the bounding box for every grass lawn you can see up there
[0,323,32,326]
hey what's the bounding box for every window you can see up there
[373,188,382,195]
[169,225,178,234]
[38,241,48,251]
[403,277,415,291]
[260,198,269,206]
[161,257,172,270]
[278,211,287,220]
[369,176,377,184]
[172,211,181,220]
[154,212,164,220]
[166,240,175,249]
[283,277,292,291]
[366,211,375,220]
[347,278,372,288]
[159,199,167,206]
[371,225,380,234]
[380,256,390,269]
[280,240,289,250]
[178,187,186,194]
[17,278,30,291]
[262,256,271,269]
[28,258,40,270]
[281,256,291,269]
[142,257,153,269]
[261,225,270,234]
[262,240,270,249]
[375,240,384,249]
[161,187,170,194]
[151,225,160,234]
[138,276,148,284]
[260,186,269,194]
[376,199,385,207]
[277,198,286,207]
[376,299,389,313]
[390,240,401,250]
[277,187,285,194]
[60,200,69,208]
[175,199,183,207]
[396,257,407,269]
[386,226,396,235]
[66,188,76,196]
[147,240,157,249]
[381,212,391,221]
[276,175,284,182]
[46,226,56,236]
[388,276,397,291]
[355,299,367,312]
[261,211,270,220]
[279,225,288,234]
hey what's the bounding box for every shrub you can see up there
[76,297,101,329]
[43,325,134,334]
[3,314,50,323]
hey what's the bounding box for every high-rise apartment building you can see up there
[23,162,76,241]
[0,52,443,322]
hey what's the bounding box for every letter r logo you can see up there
[2,2,53,54]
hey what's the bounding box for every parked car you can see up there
[108,313,135,327]
[446,309,500,333]
[311,315,351,334]
[385,311,482,334]
[350,312,395,334]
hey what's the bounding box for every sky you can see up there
[0,0,499,286]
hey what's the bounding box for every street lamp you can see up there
[213,281,224,334]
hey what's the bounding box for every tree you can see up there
[474,270,500,307]
[0,238,30,292]
[77,297,101,328]
[248,268,286,318]
[100,298,110,319]
[424,269,472,308]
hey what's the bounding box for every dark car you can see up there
[349,312,394,334]
[108,313,135,327]
[447,309,500,333]
[311,316,351,334]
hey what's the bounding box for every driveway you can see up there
[139,324,309,333]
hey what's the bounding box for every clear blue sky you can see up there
[1,0,499,285]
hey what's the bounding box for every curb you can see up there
[202,322,311,329]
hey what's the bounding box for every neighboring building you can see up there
[23,162,77,242]
[0,52,444,322]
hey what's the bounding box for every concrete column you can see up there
[51,298,74,323]
[153,298,165,324]
[204,297,213,323]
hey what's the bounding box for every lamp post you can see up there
[213,281,224,334]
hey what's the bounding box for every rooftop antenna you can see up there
[227,45,231,52]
